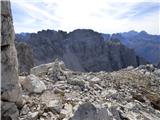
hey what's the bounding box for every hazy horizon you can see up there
[11,0,160,35]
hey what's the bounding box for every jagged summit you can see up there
[139,30,148,35]
[16,28,147,74]
[102,30,160,64]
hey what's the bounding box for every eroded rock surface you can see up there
[1,0,22,103]
[21,74,46,93]
[17,60,160,120]
[1,1,22,119]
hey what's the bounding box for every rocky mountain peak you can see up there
[103,30,160,64]
[16,28,148,74]
[139,30,148,35]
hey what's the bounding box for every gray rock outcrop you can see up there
[20,74,46,93]
[1,1,23,120]
[1,0,21,103]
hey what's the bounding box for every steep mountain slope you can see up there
[16,29,147,73]
[15,42,34,74]
[102,30,160,64]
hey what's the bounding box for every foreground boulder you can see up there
[1,101,19,120]
[21,74,46,93]
[71,103,97,120]
[1,0,22,103]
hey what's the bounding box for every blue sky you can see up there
[11,0,160,34]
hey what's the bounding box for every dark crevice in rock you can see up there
[1,44,10,51]
[132,94,145,103]
[151,101,160,111]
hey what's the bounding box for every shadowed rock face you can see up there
[1,1,22,119]
[71,103,97,120]
[15,42,34,75]
[102,31,160,64]
[16,29,148,73]
[1,0,21,103]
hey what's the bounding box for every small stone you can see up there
[126,66,134,70]
[47,100,62,114]
[19,76,26,86]
[54,88,64,95]
[93,84,103,90]
[20,105,30,115]
[154,69,160,77]
[67,77,85,87]
[60,103,73,119]
[90,77,101,84]
[28,112,39,120]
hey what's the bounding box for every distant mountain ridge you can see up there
[15,29,147,73]
[102,30,160,64]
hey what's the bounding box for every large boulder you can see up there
[30,62,53,76]
[1,101,19,120]
[1,0,22,103]
[21,74,46,93]
[71,103,97,120]
[31,59,70,81]
[71,102,121,120]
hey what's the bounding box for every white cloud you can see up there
[11,0,159,34]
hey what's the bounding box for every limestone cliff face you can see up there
[16,29,148,72]
[1,1,21,103]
